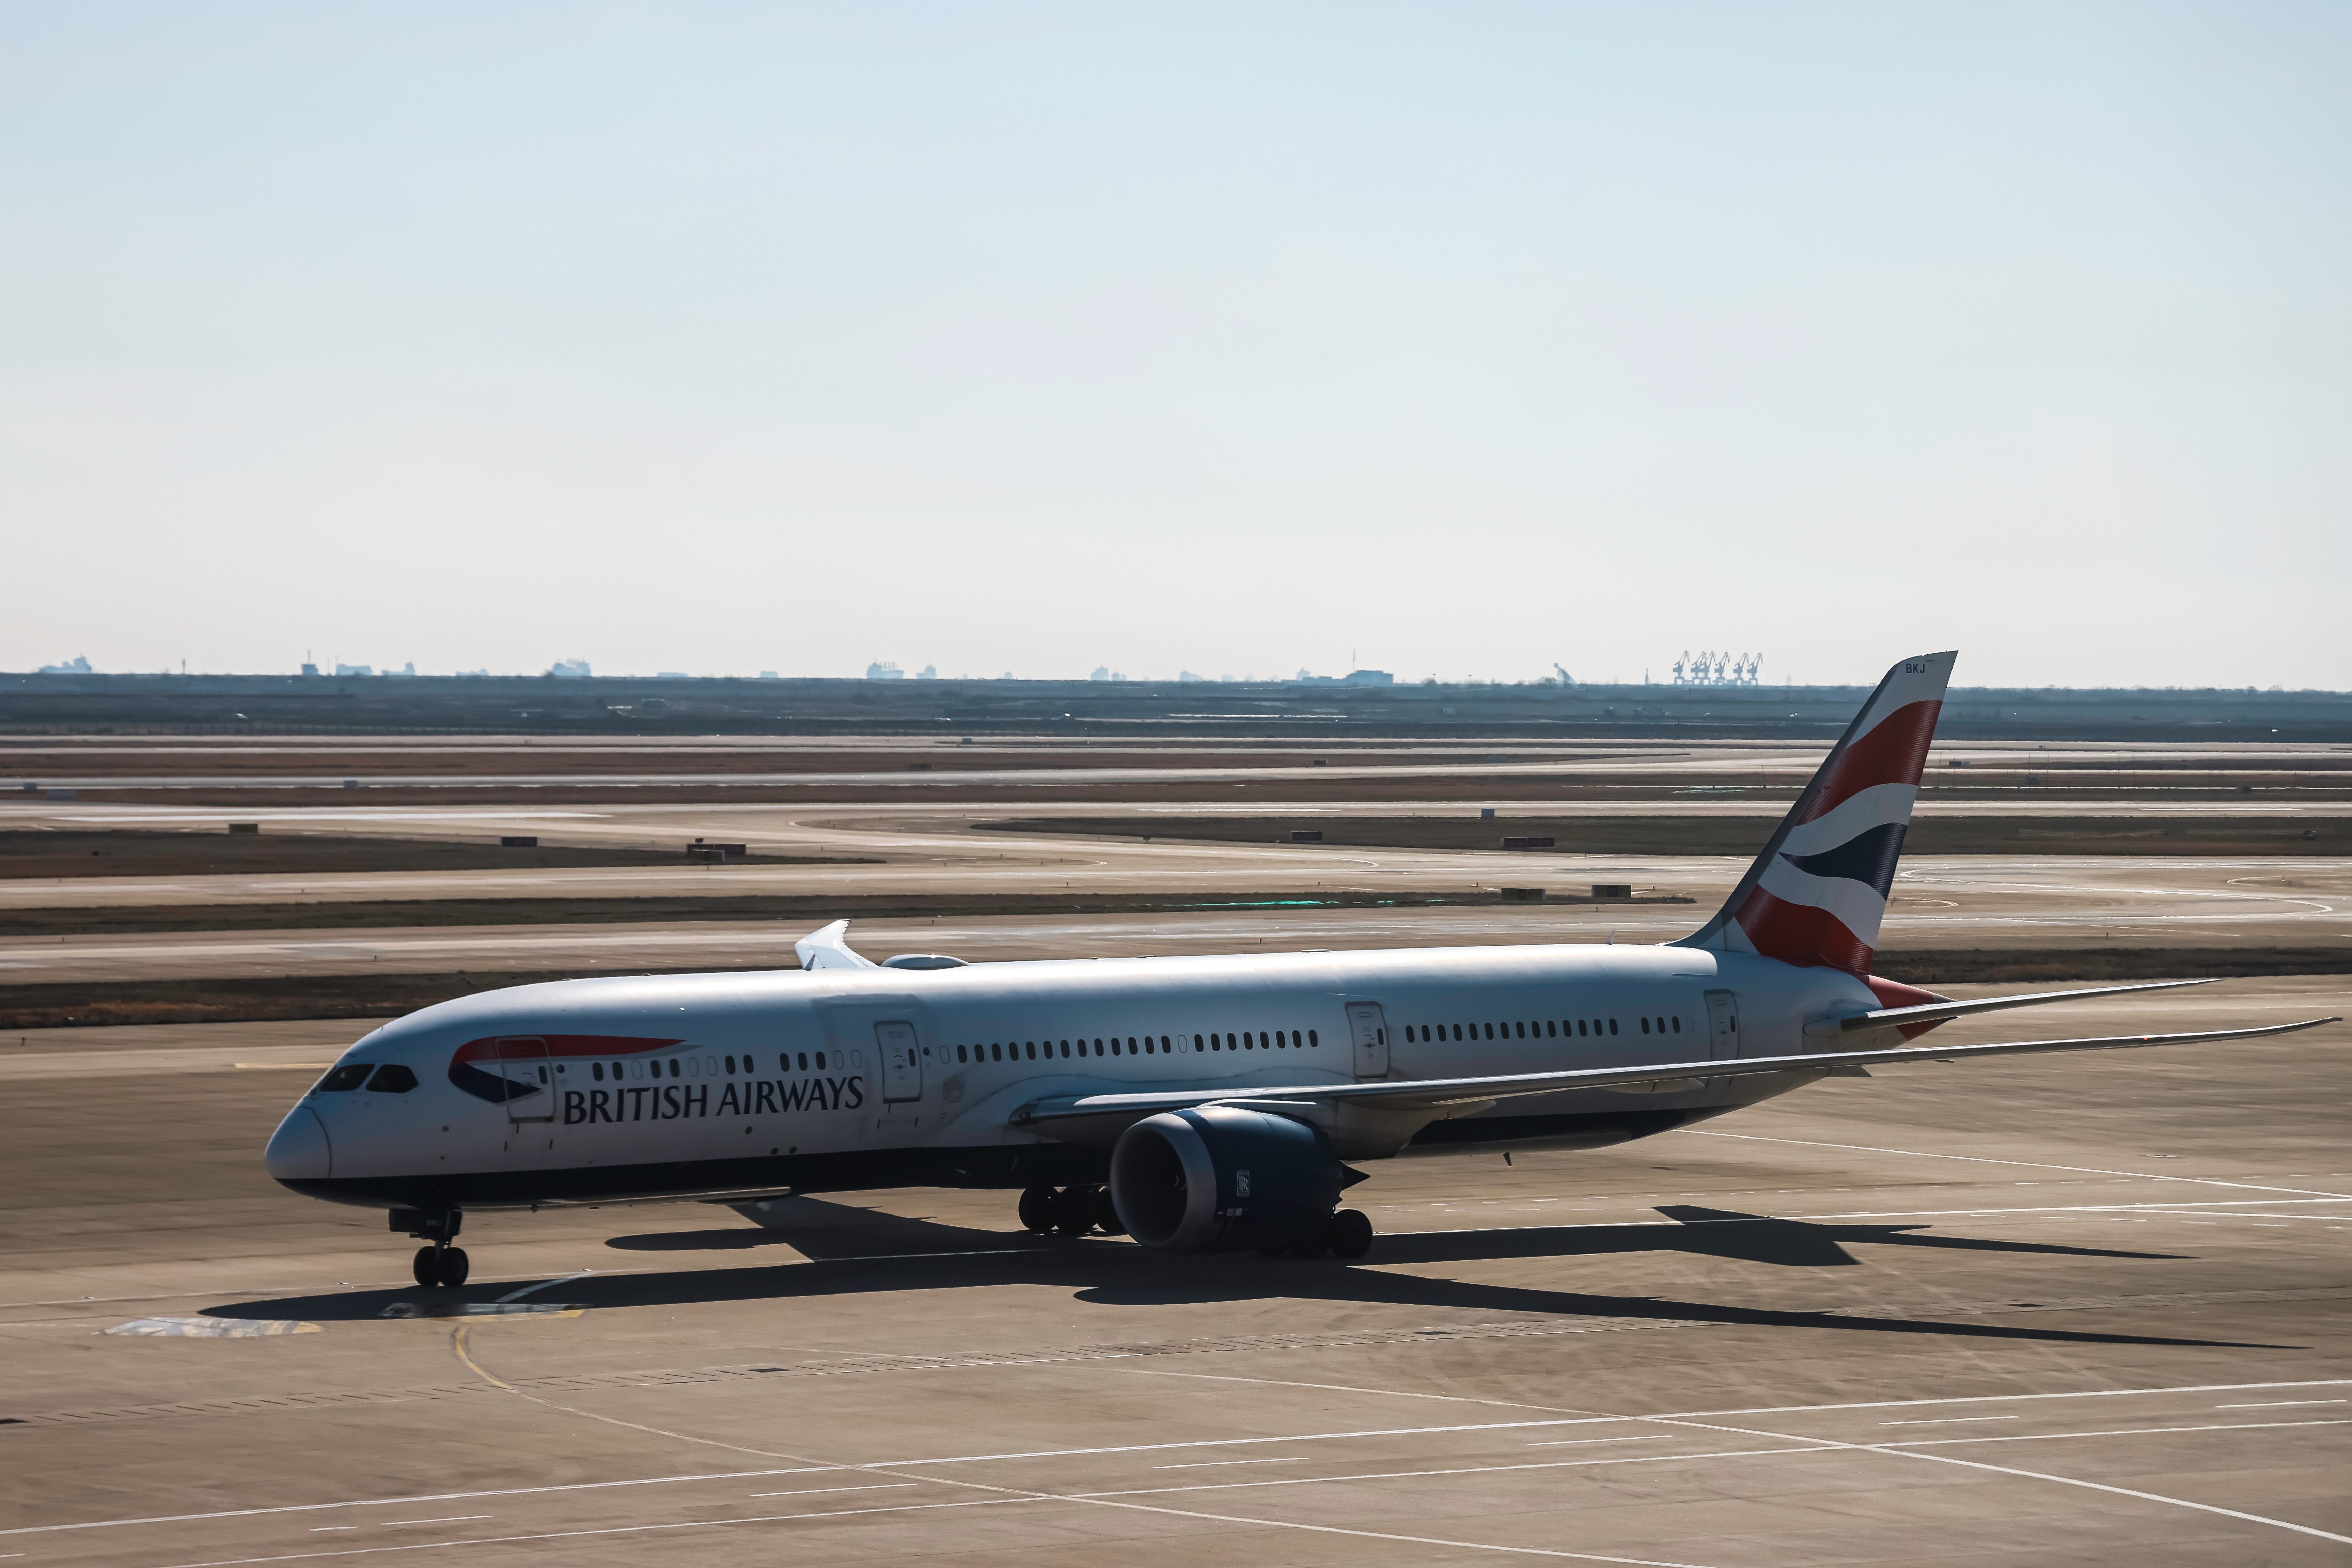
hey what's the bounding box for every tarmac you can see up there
[2,981,2347,1565]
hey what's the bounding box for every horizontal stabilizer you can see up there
[1013,1016,2340,1131]
[1815,977,2217,1037]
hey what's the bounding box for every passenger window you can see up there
[1609,1019,1618,1035]
[1672,1016,1680,1033]
[1575,1020,1586,1036]
[1110,1039,1120,1055]
[366,1063,419,1093]
[1193,1034,1204,1049]
[1641,1018,1650,1034]
[1515,1022,1525,1039]
[956,1045,967,1063]
[592,1061,606,1081]
[314,1063,370,1092]
[1309,1029,1317,1046]
[990,1044,1002,1062]
[815,1050,826,1069]
[1452,1024,1463,1041]
[1545,1020,1556,1037]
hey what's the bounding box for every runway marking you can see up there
[130,1493,1727,1568]
[1887,1418,2352,1446]
[1152,1458,1310,1469]
[26,1382,2352,1539]
[1879,1416,2016,1426]
[1679,1380,2352,1418]
[1684,1130,2352,1199]
[1073,1447,1830,1498]
[494,1273,591,1304]
[373,1517,487,1527]
[2216,1399,2345,1409]
[132,1496,1055,1568]
[1126,1368,1594,1412]
[1874,1450,2352,1548]
[745,1484,912,1498]
[0,1467,849,1535]
[1526,1436,1677,1448]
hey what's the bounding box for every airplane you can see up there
[263,651,2338,1288]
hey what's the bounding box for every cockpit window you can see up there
[366,1063,419,1093]
[314,1064,372,1093]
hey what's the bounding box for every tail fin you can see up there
[1675,650,1956,974]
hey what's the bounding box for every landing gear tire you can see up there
[1017,1185,1057,1233]
[1328,1209,1374,1260]
[437,1247,470,1288]
[1051,1186,1093,1236]
[1089,1186,1126,1236]
[412,1246,439,1288]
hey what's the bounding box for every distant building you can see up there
[38,656,92,674]
[866,661,904,680]
[1345,669,1394,686]
[757,670,780,680]
[388,662,417,678]
[1091,666,1110,681]
[455,669,488,677]
[549,659,591,679]
[1179,671,1207,683]
[916,665,937,679]
[300,662,320,677]
[335,663,373,677]
[657,672,690,679]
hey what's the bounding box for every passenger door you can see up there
[875,1021,923,1103]
[1345,1002,1390,1080]
[1703,990,1741,1061]
[497,1036,555,1122]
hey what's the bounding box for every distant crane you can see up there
[1670,648,1763,686]
[1553,663,1575,686]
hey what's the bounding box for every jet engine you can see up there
[1109,1104,1366,1255]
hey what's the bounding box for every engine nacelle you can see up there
[1109,1105,1346,1253]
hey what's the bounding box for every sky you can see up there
[4,3,2347,689]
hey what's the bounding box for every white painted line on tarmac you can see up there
[745,1484,912,1498]
[1074,1446,1828,1499]
[0,1467,849,1535]
[1681,1379,2352,1419]
[1152,1458,1310,1470]
[1879,1416,2017,1427]
[2216,1399,2345,1409]
[494,1273,591,1304]
[1886,1417,2352,1447]
[1683,1129,2352,1200]
[1525,1437,1677,1448]
[1878,1449,2352,1548]
[135,1495,1055,1568]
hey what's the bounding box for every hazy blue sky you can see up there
[5,4,2346,688]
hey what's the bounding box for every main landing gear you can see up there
[1018,1184,1123,1238]
[1261,1209,1374,1261]
[390,1207,468,1288]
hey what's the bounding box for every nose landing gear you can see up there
[391,1208,468,1288]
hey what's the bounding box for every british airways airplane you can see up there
[264,653,2336,1288]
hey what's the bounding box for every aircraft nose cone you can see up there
[265,1104,333,1181]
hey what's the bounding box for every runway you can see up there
[3,980,2345,1565]
[2,854,2345,985]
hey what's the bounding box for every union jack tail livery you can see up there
[1676,650,1957,975]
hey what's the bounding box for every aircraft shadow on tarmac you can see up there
[209,1199,2279,1351]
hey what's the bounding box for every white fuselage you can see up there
[265,942,1879,1212]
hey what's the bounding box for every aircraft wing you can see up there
[1010,1015,2339,1131]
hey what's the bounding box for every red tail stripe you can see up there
[1733,885,1874,974]
[1796,699,1944,824]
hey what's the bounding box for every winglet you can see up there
[795,919,877,971]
